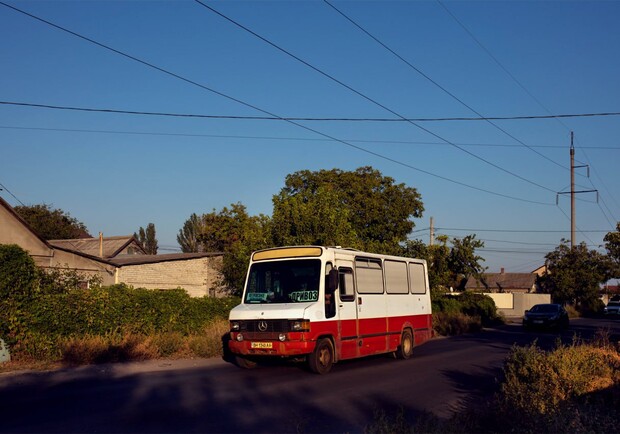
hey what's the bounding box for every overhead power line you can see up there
[4,125,620,150]
[0,1,552,206]
[436,227,610,234]
[3,101,620,123]
[322,0,568,172]
[0,181,25,206]
[435,0,620,231]
[195,0,560,194]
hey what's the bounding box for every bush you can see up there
[431,295,462,315]
[495,340,620,433]
[433,312,482,336]
[365,338,620,433]
[0,244,38,300]
[456,292,499,326]
[431,292,501,335]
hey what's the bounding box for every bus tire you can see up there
[235,356,257,369]
[308,338,334,374]
[396,329,413,360]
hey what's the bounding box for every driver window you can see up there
[339,268,355,302]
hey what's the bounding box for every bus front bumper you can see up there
[228,334,316,357]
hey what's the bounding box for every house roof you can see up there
[0,195,51,248]
[110,252,223,266]
[465,272,537,291]
[48,236,146,258]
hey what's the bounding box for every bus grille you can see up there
[240,319,290,333]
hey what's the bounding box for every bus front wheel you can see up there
[308,338,334,374]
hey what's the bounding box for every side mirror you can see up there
[327,268,339,293]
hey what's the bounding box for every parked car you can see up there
[603,300,620,316]
[523,304,569,331]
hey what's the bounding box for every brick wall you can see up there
[116,256,226,297]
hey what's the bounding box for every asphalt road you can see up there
[1,317,618,433]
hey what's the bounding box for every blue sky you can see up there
[1,0,619,273]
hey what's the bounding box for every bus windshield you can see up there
[244,259,321,304]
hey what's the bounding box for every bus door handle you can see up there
[357,297,362,305]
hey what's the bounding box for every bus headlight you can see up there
[279,333,286,342]
[236,333,244,342]
[230,321,240,331]
[290,320,310,332]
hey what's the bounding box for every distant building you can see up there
[464,268,539,294]
[0,196,226,297]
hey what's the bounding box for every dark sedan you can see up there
[523,303,569,331]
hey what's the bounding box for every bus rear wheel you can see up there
[395,329,413,360]
[308,338,334,374]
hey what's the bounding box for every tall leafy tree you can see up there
[272,166,424,254]
[177,213,205,253]
[403,234,482,292]
[14,204,90,240]
[177,204,271,294]
[448,235,486,290]
[541,240,614,309]
[604,222,620,277]
[134,223,158,254]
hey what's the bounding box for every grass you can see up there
[1,319,231,372]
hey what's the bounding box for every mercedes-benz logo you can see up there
[258,320,268,332]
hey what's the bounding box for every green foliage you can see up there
[14,203,90,239]
[0,244,38,300]
[456,292,499,326]
[2,281,239,361]
[271,183,359,248]
[431,292,500,335]
[604,222,620,278]
[177,204,271,294]
[432,311,482,336]
[403,234,485,291]
[448,235,486,290]
[38,267,102,294]
[177,213,205,253]
[134,223,158,254]
[541,240,614,308]
[496,341,620,433]
[272,167,423,254]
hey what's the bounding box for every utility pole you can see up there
[429,217,435,246]
[570,132,575,248]
[557,131,597,248]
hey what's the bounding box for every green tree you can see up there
[449,235,486,290]
[403,234,482,292]
[271,184,359,248]
[14,204,90,240]
[178,204,271,294]
[134,223,158,254]
[604,222,620,277]
[177,213,205,253]
[272,166,424,254]
[541,240,614,309]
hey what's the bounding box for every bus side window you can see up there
[339,268,355,302]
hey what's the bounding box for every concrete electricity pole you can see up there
[558,132,597,248]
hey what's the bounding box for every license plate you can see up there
[533,320,543,324]
[251,342,273,349]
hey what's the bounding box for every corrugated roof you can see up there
[110,252,223,266]
[465,272,537,291]
[49,236,144,258]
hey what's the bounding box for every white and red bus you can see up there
[228,246,433,374]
